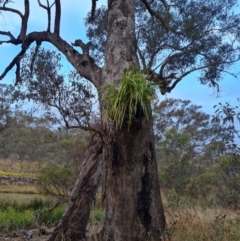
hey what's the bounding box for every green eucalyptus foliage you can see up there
[101,71,155,130]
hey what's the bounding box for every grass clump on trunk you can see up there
[101,70,155,130]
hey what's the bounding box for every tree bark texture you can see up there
[96,117,166,241]
[94,0,166,240]
[48,133,103,241]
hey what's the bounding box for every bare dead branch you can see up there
[3,0,13,8]
[37,0,52,31]
[0,31,101,88]
[90,0,97,21]
[18,0,29,40]
[37,0,48,9]
[0,30,20,44]
[0,30,14,40]
[54,0,61,35]
[0,1,29,41]
[0,48,26,82]
[0,6,23,18]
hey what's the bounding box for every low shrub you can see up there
[38,204,66,227]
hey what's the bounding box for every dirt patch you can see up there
[0,228,54,241]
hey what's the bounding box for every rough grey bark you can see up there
[48,133,103,241]
[102,0,138,86]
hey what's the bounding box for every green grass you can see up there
[89,207,104,222]
[0,207,34,231]
[101,70,155,130]
[38,204,66,227]
[0,195,65,231]
[0,170,36,178]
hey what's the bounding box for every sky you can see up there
[0,0,240,116]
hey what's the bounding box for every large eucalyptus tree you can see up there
[0,0,240,240]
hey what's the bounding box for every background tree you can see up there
[154,98,240,208]
[0,84,13,131]
[1,1,240,241]
[153,98,238,163]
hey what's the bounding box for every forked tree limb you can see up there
[18,0,29,40]
[48,133,103,241]
[37,0,53,32]
[0,31,102,88]
[0,0,29,41]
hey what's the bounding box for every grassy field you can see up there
[0,159,240,240]
[0,193,46,203]
[0,158,40,194]
[0,159,42,174]
[0,184,38,194]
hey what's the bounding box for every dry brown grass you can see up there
[0,192,46,203]
[165,206,240,241]
[0,184,38,194]
[0,158,43,174]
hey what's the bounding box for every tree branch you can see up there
[89,0,97,21]
[0,31,102,88]
[37,0,52,32]
[0,1,29,41]
[0,31,19,44]
[140,0,170,32]
[71,39,91,54]
[54,0,61,35]
[47,101,101,134]
[18,0,29,40]
[137,47,147,69]
[0,48,26,82]
[0,6,23,18]
[159,0,169,10]
[168,65,217,93]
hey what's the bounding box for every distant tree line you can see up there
[0,84,239,209]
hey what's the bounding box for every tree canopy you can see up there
[0,0,240,95]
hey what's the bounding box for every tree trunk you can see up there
[48,133,103,241]
[95,1,166,239]
[93,116,166,241]
[49,0,166,240]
